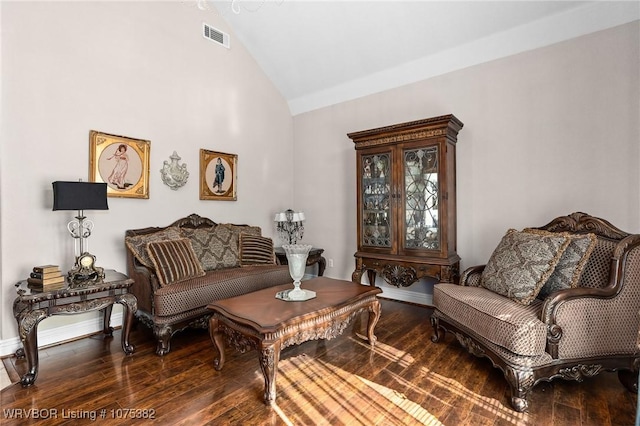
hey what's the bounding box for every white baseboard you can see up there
[367,276,435,306]
[306,273,434,306]
[0,312,123,358]
[377,285,433,306]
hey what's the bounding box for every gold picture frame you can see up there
[200,149,237,201]
[89,130,150,198]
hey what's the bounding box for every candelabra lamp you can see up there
[274,209,305,245]
[52,181,108,284]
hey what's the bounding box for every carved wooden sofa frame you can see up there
[431,212,640,412]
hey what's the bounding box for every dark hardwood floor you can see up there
[1,298,637,425]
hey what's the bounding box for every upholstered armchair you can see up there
[431,212,640,412]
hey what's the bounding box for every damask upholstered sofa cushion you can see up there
[146,238,205,287]
[434,283,547,356]
[240,234,276,265]
[153,264,291,317]
[125,226,182,268]
[480,229,570,305]
[523,229,597,299]
[181,224,240,270]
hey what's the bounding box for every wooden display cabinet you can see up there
[348,114,463,287]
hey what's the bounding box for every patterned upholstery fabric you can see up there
[577,238,617,289]
[431,309,554,368]
[480,229,570,305]
[181,224,240,270]
[522,230,597,299]
[153,264,291,317]
[460,268,483,287]
[434,283,547,356]
[125,226,182,268]
[240,234,276,265]
[227,224,262,238]
[146,238,205,287]
[554,247,640,358]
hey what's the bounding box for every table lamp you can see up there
[52,181,108,284]
[274,209,305,245]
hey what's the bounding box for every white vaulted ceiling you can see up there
[208,1,639,114]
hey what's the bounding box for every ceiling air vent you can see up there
[203,23,230,49]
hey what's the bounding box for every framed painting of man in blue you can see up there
[89,130,150,199]
[200,149,237,201]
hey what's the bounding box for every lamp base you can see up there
[68,252,105,286]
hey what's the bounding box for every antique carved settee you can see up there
[125,214,291,355]
[431,212,640,412]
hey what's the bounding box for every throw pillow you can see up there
[146,238,205,286]
[125,227,182,268]
[240,234,276,265]
[181,224,240,270]
[226,224,262,239]
[523,229,597,299]
[480,229,570,305]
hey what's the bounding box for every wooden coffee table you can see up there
[207,276,382,404]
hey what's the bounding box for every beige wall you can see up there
[293,21,640,302]
[1,2,638,351]
[0,2,294,349]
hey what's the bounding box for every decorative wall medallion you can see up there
[160,151,189,190]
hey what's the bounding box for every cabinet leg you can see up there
[366,270,377,286]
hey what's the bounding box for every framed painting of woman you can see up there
[89,130,150,198]
[200,149,237,201]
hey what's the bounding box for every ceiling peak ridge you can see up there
[289,1,639,116]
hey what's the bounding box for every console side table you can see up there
[274,246,326,276]
[12,270,137,386]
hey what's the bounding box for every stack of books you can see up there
[27,265,66,291]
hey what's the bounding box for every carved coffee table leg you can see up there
[117,293,137,355]
[259,340,281,405]
[208,316,226,370]
[366,300,381,346]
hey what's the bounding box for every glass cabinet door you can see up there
[360,152,392,248]
[403,145,439,251]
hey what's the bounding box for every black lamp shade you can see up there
[52,181,108,211]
